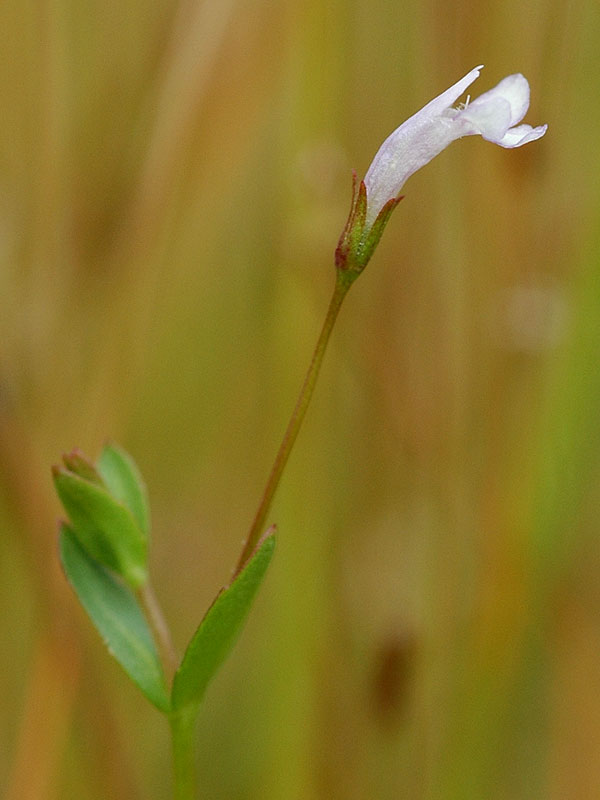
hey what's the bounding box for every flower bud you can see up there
[53,444,150,588]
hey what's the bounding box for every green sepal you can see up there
[59,523,170,712]
[171,533,276,713]
[53,465,148,588]
[335,171,363,275]
[97,442,150,539]
[335,171,403,282]
[361,195,403,264]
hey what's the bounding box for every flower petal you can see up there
[414,65,484,122]
[493,123,549,148]
[459,96,513,142]
[466,74,530,126]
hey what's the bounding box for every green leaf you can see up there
[59,523,169,712]
[171,534,276,712]
[53,467,147,588]
[97,443,150,539]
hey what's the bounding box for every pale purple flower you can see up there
[363,66,547,228]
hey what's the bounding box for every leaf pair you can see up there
[57,444,275,716]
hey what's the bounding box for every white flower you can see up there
[363,66,547,228]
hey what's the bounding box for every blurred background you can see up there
[0,0,597,797]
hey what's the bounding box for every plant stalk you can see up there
[170,709,197,800]
[233,273,350,576]
[166,272,350,800]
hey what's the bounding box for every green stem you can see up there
[167,272,351,798]
[233,273,351,576]
[170,709,197,800]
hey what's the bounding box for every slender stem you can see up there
[139,586,194,797]
[137,581,178,681]
[170,710,197,800]
[166,271,350,800]
[233,274,351,576]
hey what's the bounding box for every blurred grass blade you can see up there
[59,523,170,712]
[530,230,600,582]
[97,442,150,538]
[171,533,275,712]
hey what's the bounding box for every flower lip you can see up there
[416,64,485,119]
[465,73,530,128]
[458,72,546,146]
[495,123,548,147]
